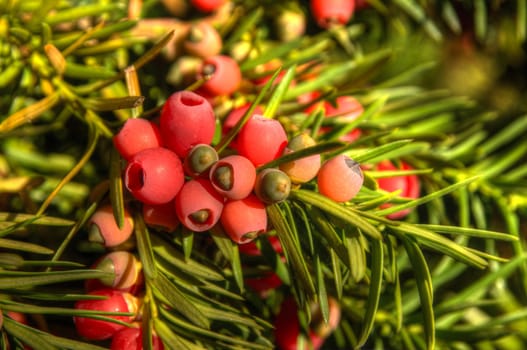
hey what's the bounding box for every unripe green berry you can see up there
[184,144,219,177]
[255,168,291,204]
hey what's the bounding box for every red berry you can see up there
[220,194,267,244]
[222,103,264,150]
[175,179,224,232]
[190,0,226,12]
[246,271,283,294]
[317,155,363,202]
[183,21,222,58]
[124,147,184,205]
[113,119,162,161]
[74,289,138,341]
[111,327,164,350]
[7,311,28,325]
[279,133,321,184]
[88,204,134,248]
[210,155,256,200]
[198,55,242,96]
[160,91,216,158]
[238,235,283,256]
[236,115,288,167]
[142,201,180,232]
[274,297,324,350]
[324,96,363,142]
[376,160,420,219]
[310,0,355,28]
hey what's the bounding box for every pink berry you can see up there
[124,147,184,205]
[210,155,256,200]
[376,160,420,219]
[317,155,363,202]
[279,133,321,184]
[236,115,288,167]
[310,0,355,28]
[310,297,341,339]
[305,95,363,142]
[113,118,162,161]
[324,96,363,120]
[183,21,222,59]
[111,327,164,350]
[86,251,143,293]
[74,289,138,341]
[175,179,224,232]
[324,95,363,142]
[142,201,180,232]
[220,194,267,244]
[160,91,216,158]
[88,204,134,248]
[198,55,242,96]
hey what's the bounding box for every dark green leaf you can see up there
[389,223,487,268]
[134,212,157,280]
[109,148,125,229]
[209,225,244,292]
[152,272,210,329]
[151,235,224,281]
[267,204,316,301]
[356,239,383,348]
[3,318,57,350]
[155,318,204,350]
[263,65,296,119]
[401,237,435,350]
[0,212,74,226]
[291,189,382,240]
[0,270,111,289]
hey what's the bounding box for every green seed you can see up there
[189,209,210,224]
[212,164,234,191]
[256,168,291,204]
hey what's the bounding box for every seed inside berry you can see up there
[190,209,211,224]
[212,165,234,191]
[202,63,216,77]
[185,144,219,176]
[96,257,116,287]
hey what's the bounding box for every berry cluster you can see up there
[82,85,421,350]
[111,90,366,245]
